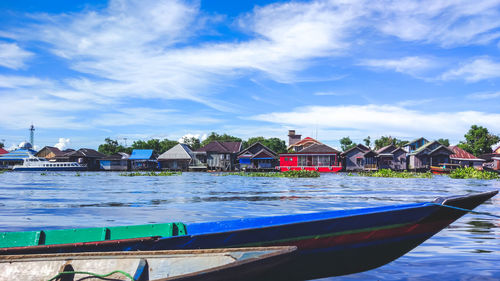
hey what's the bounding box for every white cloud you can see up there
[2,0,500,132]
[467,91,500,100]
[250,105,500,140]
[314,91,346,96]
[359,56,435,77]
[372,0,500,47]
[91,108,221,127]
[54,138,70,150]
[0,43,33,69]
[178,133,204,143]
[0,75,52,88]
[441,58,500,82]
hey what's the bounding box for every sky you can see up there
[1,0,500,151]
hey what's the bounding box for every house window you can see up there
[220,154,224,160]
[356,158,363,166]
[226,154,230,160]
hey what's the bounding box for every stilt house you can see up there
[237,142,278,171]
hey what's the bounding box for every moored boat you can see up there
[0,247,296,281]
[0,191,497,280]
[12,156,86,171]
[430,163,460,174]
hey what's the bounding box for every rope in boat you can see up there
[430,203,500,219]
[47,270,135,281]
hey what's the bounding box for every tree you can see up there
[182,136,201,150]
[437,138,450,147]
[340,137,356,152]
[0,142,4,149]
[243,137,287,154]
[374,136,408,150]
[363,136,371,147]
[130,138,178,155]
[200,132,242,147]
[457,125,500,156]
[98,138,128,155]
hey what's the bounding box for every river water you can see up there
[0,171,499,280]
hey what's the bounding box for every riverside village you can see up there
[1,125,499,178]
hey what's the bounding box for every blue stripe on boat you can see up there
[186,202,433,235]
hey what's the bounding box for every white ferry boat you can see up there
[12,156,86,171]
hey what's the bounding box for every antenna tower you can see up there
[29,124,35,147]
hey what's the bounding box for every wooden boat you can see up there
[0,191,497,280]
[430,163,460,174]
[0,247,296,281]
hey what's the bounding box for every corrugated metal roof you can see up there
[252,149,276,159]
[158,144,193,160]
[35,146,65,157]
[237,142,277,157]
[129,149,155,160]
[0,148,8,155]
[196,141,241,153]
[296,143,339,154]
[341,144,370,156]
[288,137,321,149]
[449,146,485,161]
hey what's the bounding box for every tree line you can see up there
[97,132,287,156]
[97,125,498,157]
[339,125,499,157]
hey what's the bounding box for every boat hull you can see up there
[12,166,86,171]
[0,191,496,280]
[0,247,296,281]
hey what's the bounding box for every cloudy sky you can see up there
[1,0,500,150]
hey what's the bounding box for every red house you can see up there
[278,131,342,173]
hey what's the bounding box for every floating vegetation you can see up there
[119,171,182,177]
[349,169,433,179]
[449,167,499,180]
[0,169,7,174]
[222,170,320,178]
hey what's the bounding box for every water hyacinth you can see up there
[449,167,499,180]
[221,170,320,178]
[119,171,182,177]
[350,169,433,178]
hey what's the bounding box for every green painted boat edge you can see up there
[0,222,187,248]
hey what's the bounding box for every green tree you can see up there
[457,125,500,156]
[340,137,356,151]
[243,137,287,154]
[98,138,128,155]
[200,132,242,147]
[0,142,4,149]
[374,136,408,150]
[182,137,201,150]
[131,138,178,155]
[363,136,371,147]
[437,138,450,147]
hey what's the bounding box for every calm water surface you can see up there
[1,172,499,280]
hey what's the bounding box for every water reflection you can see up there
[0,171,498,280]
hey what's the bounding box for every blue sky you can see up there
[1,0,500,151]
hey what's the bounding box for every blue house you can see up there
[129,149,158,170]
[99,152,129,171]
[237,142,277,171]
